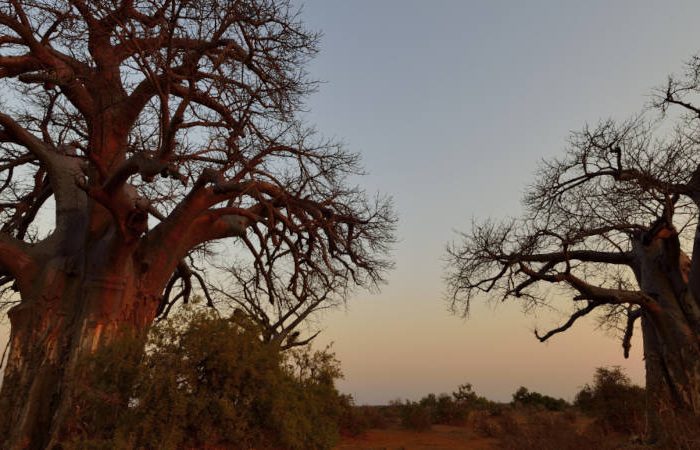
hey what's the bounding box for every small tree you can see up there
[452,382,491,409]
[575,366,645,434]
[445,55,700,437]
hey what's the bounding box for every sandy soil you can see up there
[334,424,499,450]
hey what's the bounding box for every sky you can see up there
[293,0,700,404]
[2,0,700,406]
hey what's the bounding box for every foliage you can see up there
[416,393,465,426]
[392,382,497,431]
[399,401,433,431]
[62,309,346,449]
[336,400,391,437]
[512,386,569,411]
[452,382,493,409]
[574,366,645,434]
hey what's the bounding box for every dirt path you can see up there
[334,424,499,450]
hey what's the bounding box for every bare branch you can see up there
[534,301,600,342]
[622,307,642,358]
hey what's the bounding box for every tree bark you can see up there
[0,244,161,449]
[633,236,700,443]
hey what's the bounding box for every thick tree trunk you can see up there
[640,309,700,444]
[634,236,700,443]
[640,313,677,443]
[0,249,160,449]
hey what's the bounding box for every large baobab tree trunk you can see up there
[0,242,162,449]
[640,313,700,442]
[634,234,700,441]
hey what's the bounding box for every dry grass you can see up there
[334,408,644,450]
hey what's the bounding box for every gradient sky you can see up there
[295,0,700,404]
[2,1,700,406]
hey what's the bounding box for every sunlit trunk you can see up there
[0,246,159,449]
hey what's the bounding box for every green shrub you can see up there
[452,383,491,409]
[337,401,391,436]
[574,366,645,435]
[397,383,495,429]
[434,393,469,425]
[62,309,345,450]
[512,386,569,411]
[400,401,433,431]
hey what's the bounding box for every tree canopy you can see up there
[445,56,700,428]
[0,0,394,313]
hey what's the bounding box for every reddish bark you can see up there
[0,2,394,448]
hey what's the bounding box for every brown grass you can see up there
[334,423,498,450]
[334,408,637,450]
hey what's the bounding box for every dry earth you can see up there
[334,424,499,450]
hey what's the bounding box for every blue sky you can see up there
[295,0,700,404]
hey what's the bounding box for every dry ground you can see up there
[332,409,637,450]
[334,424,499,450]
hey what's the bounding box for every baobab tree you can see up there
[446,58,700,438]
[0,0,394,447]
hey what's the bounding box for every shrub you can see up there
[574,366,645,434]
[453,382,493,410]
[434,393,469,425]
[62,309,346,450]
[499,411,613,450]
[512,386,569,411]
[400,401,433,431]
[395,383,497,430]
[336,397,391,437]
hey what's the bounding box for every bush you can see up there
[498,410,613,450]
[434,393,469,425]
[574,366,645,435]
[512,386,569,411]
[336,397,391,437]
[452,383,493,410]
[62,309,346,450]
[400,401,433,431]
[395,383,496,430]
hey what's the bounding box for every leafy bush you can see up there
[336,396,392,437]
[394,383,496,430]
[400,401,433,431]
[574,366,645,434]
[434,393,469,425]
[452,383,493,410]
[62,309,346,450]
[512,386,569,411]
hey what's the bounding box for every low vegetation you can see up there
[61,308,349,450]
[55,318,697,450]
[340,367,700,449]
[574,366,645,435]
[511,386,568,411]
